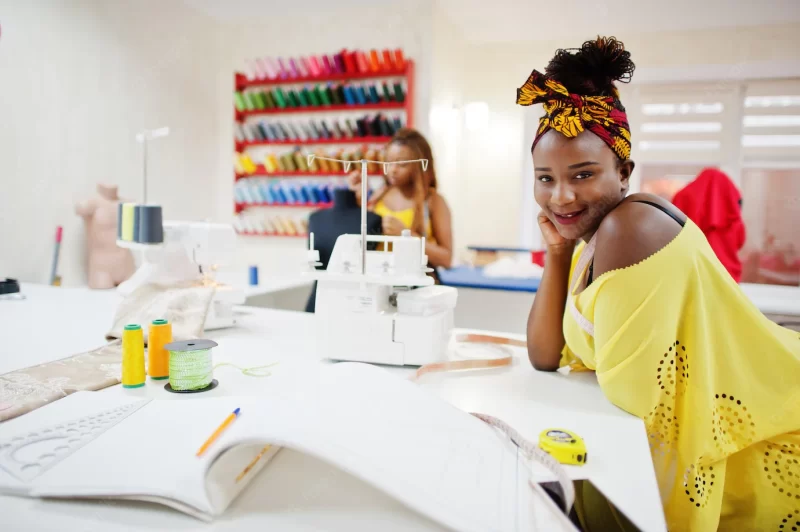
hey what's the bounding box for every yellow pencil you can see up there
[235,444,273,483]
[196,408,240,457]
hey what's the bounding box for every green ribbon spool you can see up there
[164,339,218,392]
[162,339,278,393]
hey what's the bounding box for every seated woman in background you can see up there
[348,128,453,270]
[522,37,800,531]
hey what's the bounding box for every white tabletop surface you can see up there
[739,282,800,316]
[0,283,666,532]
[243,275,313,299]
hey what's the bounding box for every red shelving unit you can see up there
[235,202,332,214]
[236,102,403,121]
[236,136,392,151]
[235,68,408,90]
[233,57,415,233]
[236,167,383,180]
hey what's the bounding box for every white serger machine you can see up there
[304,155,458,366]
[117,221,245,330]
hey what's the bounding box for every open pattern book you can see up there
[0,362,577,531]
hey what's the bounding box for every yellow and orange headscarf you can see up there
[516,70,631,160]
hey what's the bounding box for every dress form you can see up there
[75,184,136,289]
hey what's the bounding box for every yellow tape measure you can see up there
[538,428,587,465]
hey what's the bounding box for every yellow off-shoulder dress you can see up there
[562,218,800,531]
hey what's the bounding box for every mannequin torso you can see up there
[75,184,136,289]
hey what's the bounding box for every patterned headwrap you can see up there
[516,70,631,160]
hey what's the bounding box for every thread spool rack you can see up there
[233,49,414,238]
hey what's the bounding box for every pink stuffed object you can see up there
[75,184,136,289]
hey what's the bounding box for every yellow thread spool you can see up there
[242,154,257,174]
[264,154,279,173]
[307,154,319,172]
[121,203,135,241]
[122,324,145,388]
[148,319,172,380]
[315,150,330,172]
[233,154,246,174]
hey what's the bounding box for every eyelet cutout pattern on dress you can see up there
[765,442,800,502]
[777,508,800,531]
[683,463,715,509]
[712,392,756,455]
[646,401,678,457]
[655,340,684,396]
[647,341,685,455]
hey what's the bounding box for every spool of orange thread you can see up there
[122,324,145,388]
[369,50,381,72]
[366,149,378,173]
[393,49,406,70]
[148,319,172,380]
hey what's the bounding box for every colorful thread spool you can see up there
[135,205,164,244]
[163,339,219,393]
[122,324,145,388]
[121,203,136,241]
[147,319,172,380]
[117,203,123,240]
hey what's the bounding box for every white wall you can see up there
[0,0,224,286]
[427,3,468,258]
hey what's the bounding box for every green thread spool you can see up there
[393,82,405,103]
[317,85,331,105]
[264,90,276,109]
[307,86,320,107]
[244,91,257,111]
[234,92,247,111]
[273,88,287,108]
[163,339,219,394]
[297,89,309,107]
[382,82,393,102]
[253,91,266,110]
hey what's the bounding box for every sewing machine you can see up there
[303,155,458,366]
[306,231,457,365]
[117,221,245,330]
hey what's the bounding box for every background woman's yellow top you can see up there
[561,219,800,531]
[373,199,436,243]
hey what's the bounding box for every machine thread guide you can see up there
[305,153,428,276]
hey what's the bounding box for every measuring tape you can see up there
[409,334,579,514]
[539,428,587,466]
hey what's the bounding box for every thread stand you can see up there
[305,154,428,276]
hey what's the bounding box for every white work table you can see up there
[0,284,666,532]
[739,282,800,317]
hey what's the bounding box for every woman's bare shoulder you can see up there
[592,194,685,277]
[428,190,450,213]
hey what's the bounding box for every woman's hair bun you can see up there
[544,36,635,96]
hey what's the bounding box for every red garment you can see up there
[672,168,746,282]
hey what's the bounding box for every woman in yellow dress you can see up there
[348,128,453,270]
[523,37,800,531]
